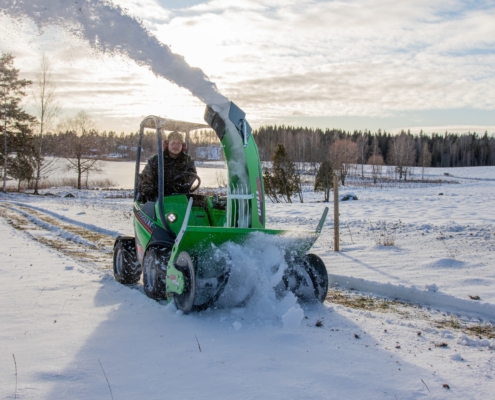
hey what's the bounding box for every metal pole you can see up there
[333,174,339,252]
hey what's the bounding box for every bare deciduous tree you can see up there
[32,54,61,194]
[418,140,432,180]
[329,138,359,185]
[387,131,416,180]
[357,132,369,178]
[58,111,102,190]
[368,154,385,184]
[368,135,384,184]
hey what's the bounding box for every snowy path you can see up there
[1,218,494,399]
[1,170,495,399]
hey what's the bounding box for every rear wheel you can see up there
[173,251,196,314]
[143,247,169,300]
[113,238,141,284]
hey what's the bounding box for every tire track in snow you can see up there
[0,203,115,271]
[15,204,115,248]
[9,205,99,247]
[5,201,122,237]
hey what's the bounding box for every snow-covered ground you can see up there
[1,166,495,399]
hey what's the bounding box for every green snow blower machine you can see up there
[113,102,329,313]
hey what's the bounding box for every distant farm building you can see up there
[195,145,222,161]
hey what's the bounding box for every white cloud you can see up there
[1,0,494,132]
[154,0,495,119]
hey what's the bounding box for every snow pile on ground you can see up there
[457,334,495,349]
[210,232,309,326]
[281,306,304,329]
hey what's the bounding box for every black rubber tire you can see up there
[113,239,141,285]
[143,247,169,300]
[302,253,329,303]
[173,251,196,314]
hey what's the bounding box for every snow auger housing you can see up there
[113,102,329,313]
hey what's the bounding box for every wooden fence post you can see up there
[334,174,339,252]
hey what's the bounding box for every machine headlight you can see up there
[167,213,177,223]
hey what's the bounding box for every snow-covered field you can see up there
[1,166,495,399]
[4,159,227,190]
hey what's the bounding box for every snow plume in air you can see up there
[0,0,229,106]
[204,232,310,328]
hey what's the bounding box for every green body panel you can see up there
[166,263,185,294]
[134,216,151,243]
[155,195,225,231]
[244,135,266,229]
[133,206,152,262]
[178,226,285,252]
[134,194,230,266]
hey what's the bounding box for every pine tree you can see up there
[271,144,298,203]
[9,153,35,192]
[314,160,333,202]
[263,166,279,203]
[0,53,36,192]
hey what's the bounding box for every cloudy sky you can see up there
[1,0,494,134]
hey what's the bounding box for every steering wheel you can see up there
[173,171,201,193]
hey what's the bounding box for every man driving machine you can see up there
[139,131,197,202]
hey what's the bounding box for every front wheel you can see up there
[173,251,196,314]
[302,253,329,303]
[143,247,169,300]
[285,253,329,303]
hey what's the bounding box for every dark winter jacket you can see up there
[139,150,196,202]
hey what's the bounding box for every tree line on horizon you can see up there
[254,125,495,169]
[256,125,495,203]
[2,51,495,193]
[40,123,495,171]
[4,110,495,192]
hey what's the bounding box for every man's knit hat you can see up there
[168,131,183,143]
